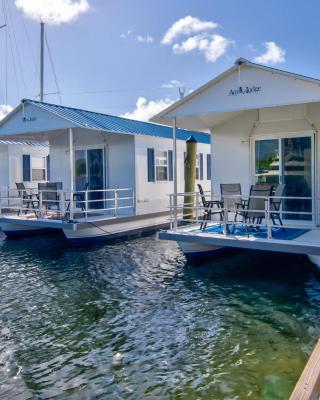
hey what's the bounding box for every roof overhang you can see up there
[151,58,320,131]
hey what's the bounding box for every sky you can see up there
[1,0,320,121]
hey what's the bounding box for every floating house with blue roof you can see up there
[0,99,210,244]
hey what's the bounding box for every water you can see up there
[0,233,320,400]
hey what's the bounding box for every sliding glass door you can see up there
[254,135,313,221]
[75,148,105,209]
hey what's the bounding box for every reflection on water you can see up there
[0,232,320,399]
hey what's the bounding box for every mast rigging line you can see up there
[58,86,193,96]
[1,0,20,100]
[44,30,62,105]
[4,0,28,97]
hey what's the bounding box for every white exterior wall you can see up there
[0,144,48,190]
[134,135,211,214]
[8,144,49,189]
[0,145,8,188]
[211,110,256,195]
[49,128,135,191]
[211,103,320,198]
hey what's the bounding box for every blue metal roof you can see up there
[23,99,210,144]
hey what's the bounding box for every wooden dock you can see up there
[290,339,320,399]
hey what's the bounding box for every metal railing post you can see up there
[223,204,228,235]
[267,196,271,239]
[132,189,136,215]
[85,190,88,221]
[114,190,118,217]
[195,192,200,223]
[39,191,43,218]
[59,190,65,217]
[169,194,173,230]
[69,190,74,220]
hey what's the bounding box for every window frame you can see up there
[155,150,169,182]
[27,155,47,182]
[195,154,200,180]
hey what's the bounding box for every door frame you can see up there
[250,131,316,223]
[74,145,107,191]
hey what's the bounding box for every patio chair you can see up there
[220,183,244,222]
[66,181,89,215]
[197,184,223,230]
[270,184,286,227]
[15,182,38,215]
[38,182,62,214]
[237,184,273,232]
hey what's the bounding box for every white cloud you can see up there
[120,29,132,40]
[0,104,13,121]
[173,33,232,63]
[162,16,217,45]
[254,41,286,65]
[121,97,174,122]
[15,0,89,25]
[162,15,232,63]
[161,79,183,88]
[136,35,153,44]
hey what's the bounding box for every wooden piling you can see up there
[183,136,197,220]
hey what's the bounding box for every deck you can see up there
[158,222,320,256]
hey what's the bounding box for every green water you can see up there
[0,232,319,399]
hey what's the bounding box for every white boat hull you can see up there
[178,241,226,262]
[307,255,320,268]
[63,213,170,246]
[0,221,57,238]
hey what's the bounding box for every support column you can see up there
[69,128,74,219]
[40,21,44,102]
[173,118,178,230]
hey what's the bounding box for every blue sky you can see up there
[1,0,320,120]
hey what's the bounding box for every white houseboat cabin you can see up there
[0,99,210,245]
[152,58,320,268]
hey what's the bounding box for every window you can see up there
[207,154,211,180]
[195,155,200,179]
[195,153,203,180]
[155,150,168,181]
[31,156,46,181]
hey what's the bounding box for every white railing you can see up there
[168,191,318,238]
[0,186,135,222]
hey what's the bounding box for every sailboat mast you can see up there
[40,21,44,101]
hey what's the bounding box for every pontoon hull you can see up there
[0,222,57,238]
[63,213,170,246]
[178,241,224,261]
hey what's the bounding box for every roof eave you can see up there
[151,58,320,124]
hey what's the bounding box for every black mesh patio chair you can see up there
[66,181,89,215]
[220,183,245,223]
[270,184,286,228]
[237,184,273,232]
[197,184,223,230]
[16,182,38,215]
[38,182,62,214]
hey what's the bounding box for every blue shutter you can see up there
[207,154,211,180]
[46,155,50,181]
[147,148,155,182]
[199,153,203,180]
[23,155,31,182]
[168,150,173,181]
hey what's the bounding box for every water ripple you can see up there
[0,233,319,399]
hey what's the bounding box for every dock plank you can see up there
[290,339,320,400]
